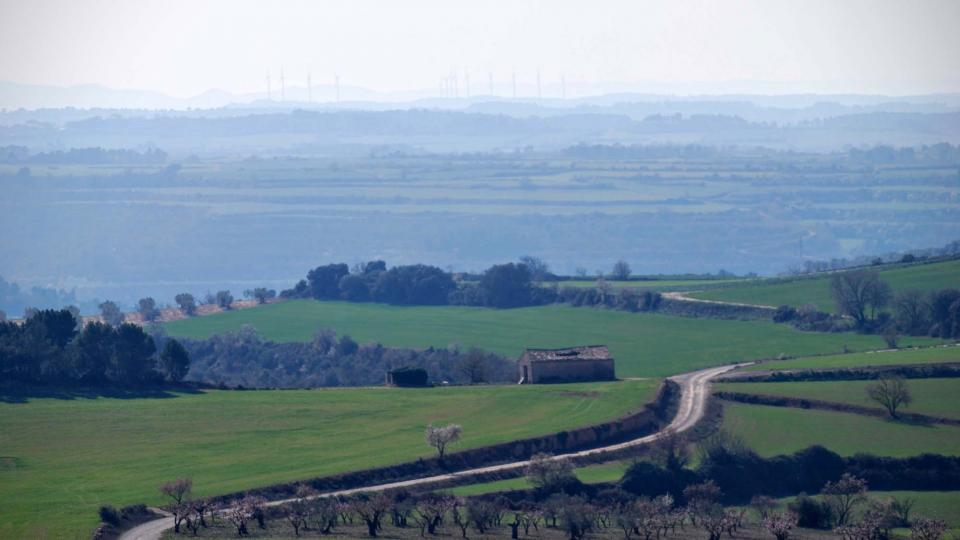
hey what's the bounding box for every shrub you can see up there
[99,505,120,525]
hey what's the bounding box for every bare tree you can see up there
[894,290,930,335]
[458,347,488,384]
[867,376,913,418]
[611,260,632,280]
[351,493,391,537]
[425,423,462,461]
[159,478,193,533]
[910,517,948,540]
[763,512,798,540]
[822,473,868,526]
[750,495,778,520]
[830,270,892,327]
[525,453,575,490]
[519,256,551,282]
[651,429,690,472]
[284,485,314,536]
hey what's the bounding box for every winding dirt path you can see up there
[119,363,740,540]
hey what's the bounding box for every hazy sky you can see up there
[1,0,958,97]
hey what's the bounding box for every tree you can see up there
[99,300,125,327]
[351,493,390,537]
[458,347,488,384]
[174,293,197,316]
[109,323,157,384]
[284,486,314,536]
[159,339,190,382]
[894,290,930,335]
[751,495,778,520]
[910,517,948,540]
[650,429,690,472]
[307,263,351,300]
[929,289,960,338]
[611,260,632,280]
[478,263,533,308]
[425,423,462,461]
[215,290,234,310]
[763,512,798,540]
[830,270,892,328]
[159,478,193,533]
[866,376,912,418]
[822,473,868,526]
[137,297,161,322]
[525,453,576,491]
[244,287,276,305]
[519,256,551,282]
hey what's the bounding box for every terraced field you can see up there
[164,301,940,378]
[720,402,960,457]
[739,345,960,372]
[689,259,960,312]
[715,378,960,419]
[0,380,655,539]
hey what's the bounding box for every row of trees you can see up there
[177,326,513,388]
[92,287,277,326]
[0,309,189,386]
[281,259,642,310]
[153,471,948,540]
[771,269,960,338]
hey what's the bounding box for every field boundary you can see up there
[718,362,960,382]
[714,390,960,426]
[202,379,679,506]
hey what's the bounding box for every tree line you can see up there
[141,433,956,540]
[175,326,513,388]
[0,308,189,387]
[772,268,960,341]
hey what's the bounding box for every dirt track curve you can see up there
[119,363,741,540]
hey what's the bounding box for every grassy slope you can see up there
[447,461,631,496]
[164,301,938,378]
[720,402,960,457]
[690,259,960,311]
[0,380,655,539]
[715,378,960,419]
[768,491,960,528]
[740,345,960,372]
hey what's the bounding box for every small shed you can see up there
[386,366,429,387]
[517,345,616,384]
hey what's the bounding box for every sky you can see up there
[1,0,958,98]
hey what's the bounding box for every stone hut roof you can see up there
[523,345,611,362]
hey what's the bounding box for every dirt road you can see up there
[119,363,740,540]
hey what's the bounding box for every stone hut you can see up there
[517,345,615,384]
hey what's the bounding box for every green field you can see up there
[546,278,747,290]
[164,301,939,378]
[0,380,655,539]
[740,345,960,372]
[447,460,631,496]
[690,259,960,312]
[716,378,960,419]
[766,491,960,529]
[720,402,960,457]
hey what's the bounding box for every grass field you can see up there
[740,345,960,372]
[715,378,960,420]
[447,460,632,496]
[720,402,960,457]
[690,259,960,311]
[164,301,939,378]
[766,491,960,528]
[0,380,656,539]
